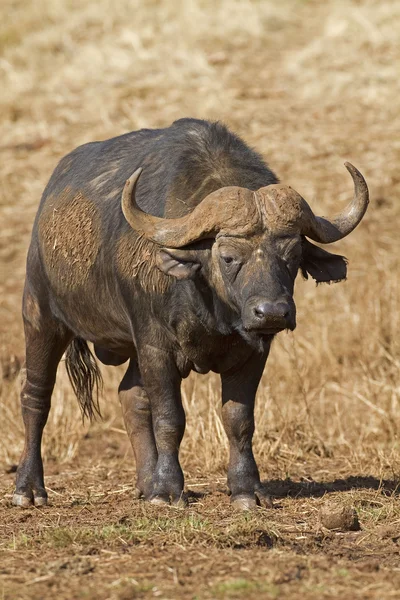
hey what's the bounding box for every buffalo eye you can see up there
[220,253,243,280]
[283,240,302,266]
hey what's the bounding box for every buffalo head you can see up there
[121,164,368,341]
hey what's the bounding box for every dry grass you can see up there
[0,0,400,598]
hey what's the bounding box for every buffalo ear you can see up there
[301,238,347,283]
[156,248,201,280]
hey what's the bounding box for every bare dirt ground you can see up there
[1,0,400,598]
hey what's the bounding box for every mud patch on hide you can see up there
[23,290,41,330]
[39,189,100,291]
[116,233,171,294]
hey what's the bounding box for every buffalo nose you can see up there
[253,301,291,326]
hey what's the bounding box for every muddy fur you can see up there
[39,189,101,291]
[116,232,171,294]
[22,288,41,331]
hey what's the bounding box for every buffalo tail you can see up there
[65,338,103,421]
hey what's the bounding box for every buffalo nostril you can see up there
[276,302,291,320]
[252,301,291,324]
[253,303,269,320]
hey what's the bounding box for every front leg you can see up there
[221,349,272,510]
[139,346,186,506]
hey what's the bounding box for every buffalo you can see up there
[14,118,368,509]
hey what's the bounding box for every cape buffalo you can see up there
[14,118,369,509]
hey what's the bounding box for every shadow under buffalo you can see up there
[261,476,400,499]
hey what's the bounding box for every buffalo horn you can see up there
[300,163,369,243]
[121,169,257,247]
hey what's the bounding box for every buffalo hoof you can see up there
[150,494,170,506]
[231,494,258,510]
[171,494,188,508]
[132,487,142,500]
[231,490,273,511]
[12,492,48,508]
[255,488,274,509]
[149,493,188,508]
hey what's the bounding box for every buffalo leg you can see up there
[118,360,157,499]
[13,317,71,507]
[139,347,186,505]
[221,351,272,510]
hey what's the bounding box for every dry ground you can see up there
[1,0,400,598]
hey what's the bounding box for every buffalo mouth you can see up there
[236,321,294,351]
[244,326,287,336]
[249,327,285,339]
[239,327,285,351]
[258,327,286,336]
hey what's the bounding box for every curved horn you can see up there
[121,167,163,237]
[301,163,369,243]
[121,169,259,247]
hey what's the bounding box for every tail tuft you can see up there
[65,338,103,421]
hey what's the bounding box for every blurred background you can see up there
[0,0,399,479]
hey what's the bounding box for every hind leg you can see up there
[118,360,158,499]
[13,305,72,507]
